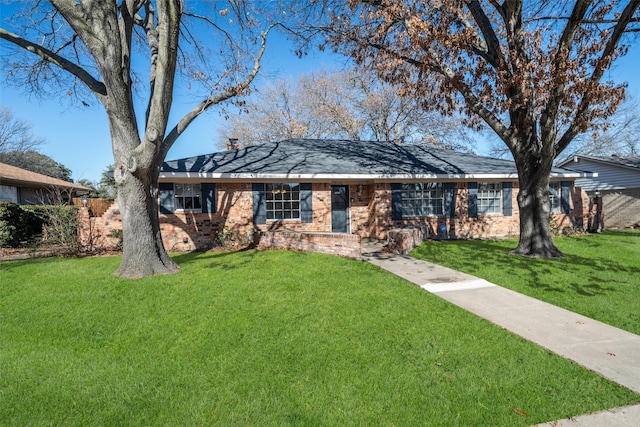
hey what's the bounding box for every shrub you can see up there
[216,226,252,248]
[0,202,44,247]
[108,229,123,250]
[25,204,80,254]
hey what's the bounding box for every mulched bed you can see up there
[0,247,123,261]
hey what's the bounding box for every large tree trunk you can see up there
[108,110,179,279]
[114,169,179,278]
[510,156,564,258]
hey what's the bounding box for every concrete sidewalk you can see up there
[362,248,640,426]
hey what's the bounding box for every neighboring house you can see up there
[151,139,591,253]
[0,162,90,204]
[558,155,640,229]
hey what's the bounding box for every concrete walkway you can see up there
[361,246,640,426]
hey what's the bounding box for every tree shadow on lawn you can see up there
[412,238,639,297]
[0,255,99,273]
[171,249,251,271]
[171,247,312,272]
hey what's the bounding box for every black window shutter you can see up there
[444,183,455,218]
[390,183,403,220]
[468,182,478,218]
[561,181,571,214]
[502,182,513,216]
[300,183,313,223]
[159,183,175,214]
[201,183,216,214]
[252,183,266,224]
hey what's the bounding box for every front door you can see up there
[331,185,350,233]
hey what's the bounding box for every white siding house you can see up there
[558,155,640,229]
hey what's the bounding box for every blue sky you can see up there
[1,21,639,183]
[1,30,349,182]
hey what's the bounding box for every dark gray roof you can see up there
[161,139,579,179]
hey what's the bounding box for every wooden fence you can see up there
[72,198,115,217]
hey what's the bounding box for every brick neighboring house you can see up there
[142,139,591,256]
[0,162,90,204]
[558,155,640,229]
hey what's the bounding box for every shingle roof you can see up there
[161,139,583,180]
[0,162,91,191]
[559,154,640,171]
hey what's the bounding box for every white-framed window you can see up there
[266,183,300,220]
[401,182,443,217]
[549,182,561,212]
[175,183,201,210]
[477,182,502,214]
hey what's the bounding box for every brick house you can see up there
[558,154,640,229]
[146,139,591,256]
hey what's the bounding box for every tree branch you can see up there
[0,27,106,96]
[363,35,514,149]
[159,24,274,161]
[557,0,640,153]
[464,0,504,68]
[539,0,592,149]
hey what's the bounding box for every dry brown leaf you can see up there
[512,408,528,417]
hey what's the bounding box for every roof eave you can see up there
[159,172,583,181]
[559,155,640,172]
[0,177,90,192]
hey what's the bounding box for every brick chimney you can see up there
[226,138,240,150]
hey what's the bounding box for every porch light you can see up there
[357,185,364,197]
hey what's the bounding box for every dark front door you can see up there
[331,185,349,233]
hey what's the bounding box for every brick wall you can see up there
[256,231,361,258]
[79,201,123,252]
[364,182,522,240]
[79,181,592,255]
[599,188,640,229]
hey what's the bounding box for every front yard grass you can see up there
[411,230,640,335]
[1,250,638,425]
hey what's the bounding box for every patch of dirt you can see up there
[0,247,123,261]
[0,247,60,261]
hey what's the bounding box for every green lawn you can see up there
[1,250,638,426]
[412,230,640,335]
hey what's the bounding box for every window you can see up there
[175,183,201,210]
[0,185,18,203]
[400,183,443,217]
[477,183,502,214]
[266,183,300,220]
[549,182,560,212]
[159,182,214,214]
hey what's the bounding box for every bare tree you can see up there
[1,1,283,278]
[0,107,46,153]
[220,67,471,149]
[489,97,640,159]
[316,0,639,258]
[564,97,640,158]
